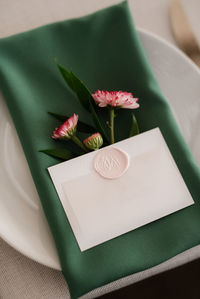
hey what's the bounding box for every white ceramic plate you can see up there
[0,29,200,271]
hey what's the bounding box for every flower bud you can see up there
[83,133,103,150]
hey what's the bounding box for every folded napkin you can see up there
[0,1,200,298]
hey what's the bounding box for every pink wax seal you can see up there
[94,147,129,179]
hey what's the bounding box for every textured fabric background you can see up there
[0,1,200,298]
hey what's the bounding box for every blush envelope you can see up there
[48,128,194,251]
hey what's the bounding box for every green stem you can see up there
[71,135,89,152]
[109,107,115,144]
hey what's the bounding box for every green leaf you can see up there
[56,63,109,143]
[57,63,91,110]
[48,112,96,133]
[39,148,76,161]
[48,111,69,122]
[129,113,139,137]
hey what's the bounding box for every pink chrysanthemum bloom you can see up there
[52,114,78,139]
[83,133,103,150]
[92,90,139,109]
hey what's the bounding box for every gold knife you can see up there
[170,0,200,67]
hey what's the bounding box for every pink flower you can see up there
[52,114,78,139]
[83,133,103,150]
[92,90,139,109]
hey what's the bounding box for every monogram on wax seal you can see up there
[94,147,129,179]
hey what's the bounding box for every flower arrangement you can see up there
[40,63,140,161]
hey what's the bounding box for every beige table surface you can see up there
[1,0,200,298]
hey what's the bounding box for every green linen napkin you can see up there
[0,1,200,298]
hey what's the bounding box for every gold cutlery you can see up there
[170,0,200,67]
